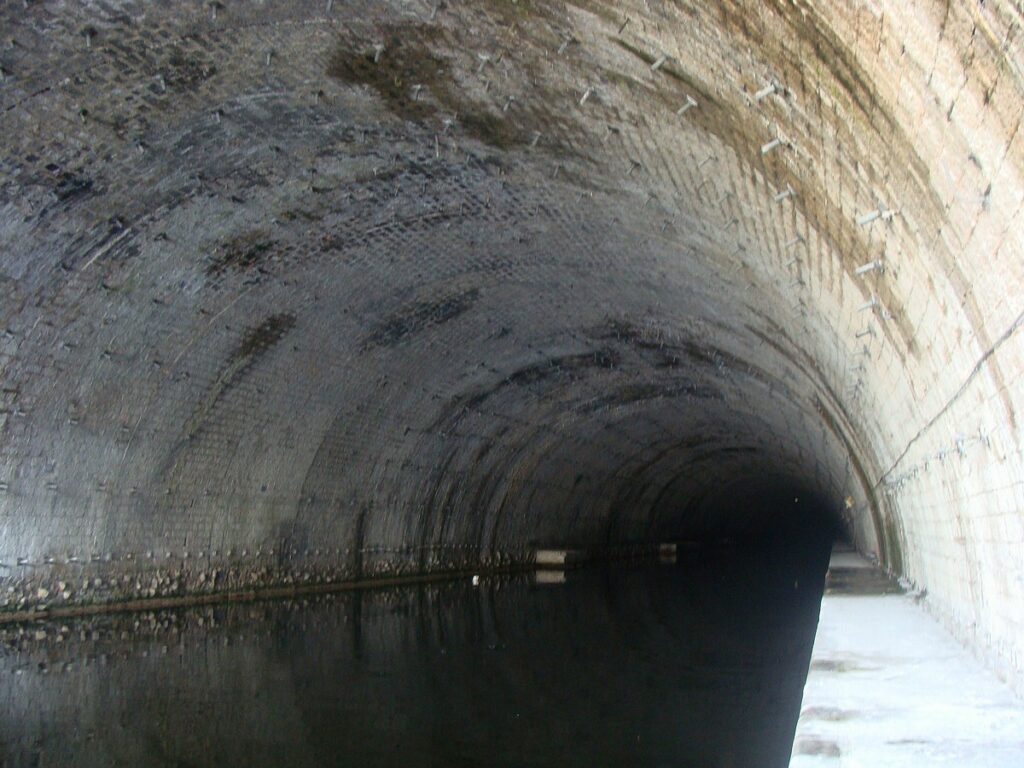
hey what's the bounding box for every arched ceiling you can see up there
[1,1,1023,687]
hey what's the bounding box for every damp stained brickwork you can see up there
[363,288,480,350]
[206,231,278,277]
[326,22,549,151]
[179,313,297,443]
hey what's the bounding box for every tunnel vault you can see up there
[1,1,1022,688]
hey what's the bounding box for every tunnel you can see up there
[1,0,1023,752]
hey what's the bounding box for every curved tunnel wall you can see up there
[0,1,1022,686]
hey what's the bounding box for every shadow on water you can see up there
[0,541,830,768]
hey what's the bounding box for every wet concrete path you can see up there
[791,546,1024,767]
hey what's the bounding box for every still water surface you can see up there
[1,544,829,767]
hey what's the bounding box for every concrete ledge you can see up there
[533,543,682,569]
[534,549,585,569]
[791,550,1024,766]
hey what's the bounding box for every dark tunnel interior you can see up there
[2,0,1024,762]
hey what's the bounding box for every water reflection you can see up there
[0,544,829,767]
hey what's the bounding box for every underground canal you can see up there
[0,535,834,767]
[2,0,1024,765]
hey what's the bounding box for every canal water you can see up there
[0,543,830,767]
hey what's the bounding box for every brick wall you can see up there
[0,0,1021,687]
